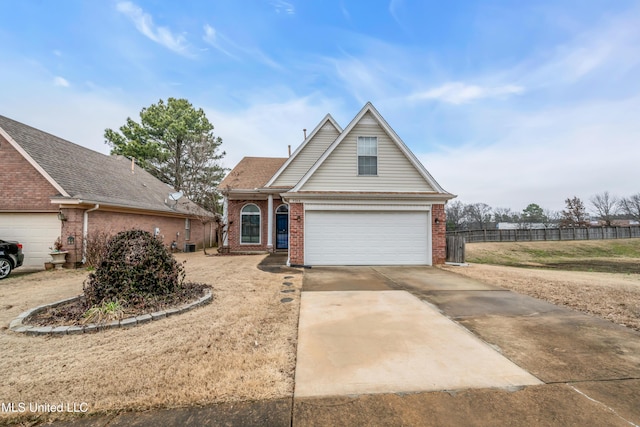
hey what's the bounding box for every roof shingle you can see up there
[218,157,287,190]
[0,115,210,216]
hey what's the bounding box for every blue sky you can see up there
[1,0,639,212]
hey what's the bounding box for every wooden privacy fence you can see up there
[447,226,640,243]
[446,235,466,263]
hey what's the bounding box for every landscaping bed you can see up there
[27,282,209,327]
[0,252,302,425]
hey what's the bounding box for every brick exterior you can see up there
[288,203,304,265]
[431,204,446,265]
[226,198,284,252]
[60,208,211,266]
[0,135,58,212]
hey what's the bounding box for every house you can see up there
[217,102,455,266]
[0,115,216,269]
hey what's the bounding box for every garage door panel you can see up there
[305,211,429,265]
[0,213,59,268]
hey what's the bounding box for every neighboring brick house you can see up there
[0,115,216,269]
[217,102,455,266]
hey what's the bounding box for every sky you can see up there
[1,0,639,213]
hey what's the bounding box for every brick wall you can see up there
[60,208,211,265]
[432,204,446,264]
[0,135,58,211]
[226,198,283,252]
[289,202,304,265]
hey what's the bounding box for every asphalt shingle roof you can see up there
[0,115,209,216]
[218,157,287,190]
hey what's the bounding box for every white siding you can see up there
[300,112,434,192]
[271,121,340,187]
[0,213,59,268]
[305,210,430,265]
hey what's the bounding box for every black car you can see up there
[0,239,24,279]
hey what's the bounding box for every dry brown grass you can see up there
[0,253,302,425]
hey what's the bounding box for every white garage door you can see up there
[305,211,430,265]
[0,213,60,268]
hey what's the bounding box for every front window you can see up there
[241,204,261,244]
[357,136,378,175]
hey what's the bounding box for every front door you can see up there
[276,213,289,249]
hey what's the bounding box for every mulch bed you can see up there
[28,282,211,327]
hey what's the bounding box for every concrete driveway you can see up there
[294,266,640,426]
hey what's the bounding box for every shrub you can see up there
[83,229,186,307]
[84,230,112,269]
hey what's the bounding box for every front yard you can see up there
[0,253,302,425]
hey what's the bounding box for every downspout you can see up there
[82,204,100,263]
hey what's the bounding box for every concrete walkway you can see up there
[295,290,541,397]
[294,266,640,426]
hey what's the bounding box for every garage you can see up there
[0,213,60,268]
[304,210,430,265]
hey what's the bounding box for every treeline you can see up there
[446,192,640,231]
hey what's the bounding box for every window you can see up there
[185,218,191,240]
[241,204,261,244]
[357,136,378,175]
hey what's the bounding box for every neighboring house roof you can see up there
[0,115,211,217]
[218,157,287,190]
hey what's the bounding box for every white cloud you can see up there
[410,82,524,105]
[202,24,281,69]
[53,76,70,87]
[271,0,295,15]
[116,1,192,57]
[202,24,237,59]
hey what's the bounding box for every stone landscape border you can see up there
[9,289,213,335]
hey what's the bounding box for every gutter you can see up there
[82,204,100,263]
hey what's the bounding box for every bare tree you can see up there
[464,202,493,230]
[619,193,640,221]
[493,207,519,223]
[445,200,466,231]
[543,209,560,227]
[561,196,588,227]
[590,191,618,226]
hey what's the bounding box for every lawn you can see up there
[0,253,302,425]
[464,238,640,273]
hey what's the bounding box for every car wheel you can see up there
[0,257,12,279]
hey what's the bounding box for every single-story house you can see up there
[217,102,455,266]
[0,115,216,269]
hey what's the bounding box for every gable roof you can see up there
[0,115,210,216]
[264,114,342,188]
[218,157,287,190]
[291,102,453,196]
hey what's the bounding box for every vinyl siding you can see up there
[270,121,340,187]
[300,112,434,192]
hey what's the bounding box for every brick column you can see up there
[289,203,304,265]
[431,204,446,264]
[60,208,84,267]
